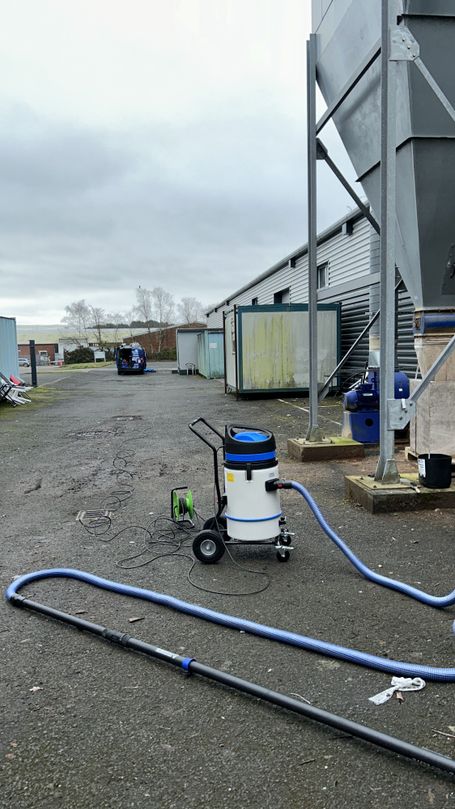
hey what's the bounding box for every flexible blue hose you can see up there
[288,480,455,608]
[5,567,455,681]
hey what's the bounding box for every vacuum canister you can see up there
[224,426,281,541]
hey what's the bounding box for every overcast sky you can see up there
[0,0,357,325]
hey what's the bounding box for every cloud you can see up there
[0,1,358,323]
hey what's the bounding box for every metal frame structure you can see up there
[306,2,455,480]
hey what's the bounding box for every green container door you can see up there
[197,330,224,378]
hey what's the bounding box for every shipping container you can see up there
[0,316,19,378]
[224,304,340,395]
[176,329,200,374]
[197,330,224,379]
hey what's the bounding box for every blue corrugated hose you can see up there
[5,563,455,682]
[288,480,455,609]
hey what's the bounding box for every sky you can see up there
[0,0,357,325]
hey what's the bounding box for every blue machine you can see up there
[343,370,410,443]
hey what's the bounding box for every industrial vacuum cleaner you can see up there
[187,418,294,563]
[5,417,455,776]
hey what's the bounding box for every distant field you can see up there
[16,325,146,343]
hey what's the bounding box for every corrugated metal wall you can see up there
[206,213,418,387]
[321,284,417,386]
[0,316,19,378]
[396,286,418,376]
[207,215,371,327]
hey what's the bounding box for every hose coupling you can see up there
[265,479,292,492]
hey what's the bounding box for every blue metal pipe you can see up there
[5,567,455,681]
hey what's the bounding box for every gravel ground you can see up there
[1,365,454,809]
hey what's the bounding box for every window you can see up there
[317,262,329,289]
[341,220,354,237]
[251,297,258,305]
[274,288,290,304]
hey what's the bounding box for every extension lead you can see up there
[6,588,455,776]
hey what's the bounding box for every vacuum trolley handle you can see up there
[188,417,224,451]
[188,417,224,516]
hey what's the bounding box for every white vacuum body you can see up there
[223,427,282,541]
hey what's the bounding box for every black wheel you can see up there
[276,549,290,563]
[203,516,227,534]
[280,535,291,547]
[193,530,225,564]
[117,369,123,375]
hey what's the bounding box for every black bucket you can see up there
[418,453,453,489]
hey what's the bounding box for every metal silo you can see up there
[313,0,455,311]
[312,0,455,465]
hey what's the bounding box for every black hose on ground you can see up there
[8,591,455,778]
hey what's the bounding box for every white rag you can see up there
[369,676,426,705]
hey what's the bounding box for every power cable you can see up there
[76,439,272,596]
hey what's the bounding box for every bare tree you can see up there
[134,286,154,337]
[177,297,205,325]
[105,311,128,344]
[125,307,137,339]
[61,299,91,344]
[105,312,128,327]
[88,306,106,348]
[152,287,175,352]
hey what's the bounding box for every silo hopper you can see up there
[313,0,455,456]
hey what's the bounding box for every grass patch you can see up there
[59,361,114,371]
[0,385,65,419]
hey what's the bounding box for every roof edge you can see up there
[205,207,366,316]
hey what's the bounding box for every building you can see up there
[16,326,147,363]
[206,209,416,386]
[18,342,59,364]
[124,322,207,357]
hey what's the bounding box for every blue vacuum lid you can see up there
[235,431,269,443]
[225,425,276,459]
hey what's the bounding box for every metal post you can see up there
[306,34,324,442]
[375,1,399,483]
[29,339,38,388]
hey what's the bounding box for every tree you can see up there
[134,286,155,338]
[125,308,138,338]
[177,297,205,325]
[104,312,129,344]
[151,287,175,352]
[61,300,91,344]
[88,305,106,348]
[104,312,129,328]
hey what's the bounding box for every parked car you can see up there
[18,357,30,367]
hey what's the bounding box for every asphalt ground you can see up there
[1,365,454,808]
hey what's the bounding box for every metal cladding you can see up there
[312,1,455,310]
